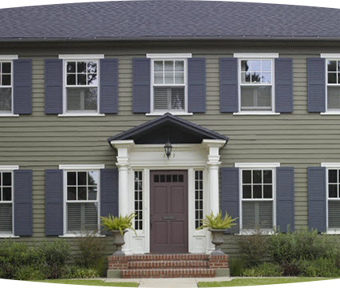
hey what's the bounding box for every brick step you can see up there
[108,254,210,262]
[128,260,209,269]
[121,268,216,278]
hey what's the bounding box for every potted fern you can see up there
[198,211,237,255]
[101,213,136,256]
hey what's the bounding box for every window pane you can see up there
[164,72,173,84]
[253,170,262,183]
[241,86,271,111]
[154,72,163,84]
[2,173,11,186]
[242,170,251,184]
[0,203,12,234]
[242,202,255,229]
[264,185,272,198]
[0,88,11,112]
[67,203,81,232]
[3,188,11,201]
[2,63,11,74]
[328,87,340,110]
[154,87,168,110]
[251,72,261,83]
[263,170,272,184]
[67,203,98,232]
[78,187,87,200]
[171,88,184,110]
[242,201,273,230]
[77,74,86,85]
[66,88,97,111]
[262,60,271,71]
[241,60,250,72]
[87,74,97,86]
[165,61,173,71]
[329,184,337,198]
[78,172,86,185]
[88,187,97,200]
[87,62,97,74]
[67,74,76,85]
[329,201,340,228]
[259,201,273,229]
[175,72,184,84]
[329,170,338,183]
[77,62,86,73]
[154,61,163,72]
[67,187,76,200]
[85,203,99,231]
[262,72,271,84]
[328,73,337,84]
[88,171,98,186]
[2,75,10,86]
[67,172,76,185]
[253,185,262,198]
[241,72,251,83]
[67,62,76,73]
[248,60,261,71]
[243,185,251,198]
[175,61,184,71]
[328,60,337,72]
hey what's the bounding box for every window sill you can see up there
[320,112,340,115]
[0,114,19,117]
[59,234,106,238]
[58,113,105,117]
[326,230,340,234]
[233,112,280,116]
[146,112,193,116]
[0,235,19,238]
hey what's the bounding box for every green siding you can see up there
[0,41,338,256]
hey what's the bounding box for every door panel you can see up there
[150,170,188,254]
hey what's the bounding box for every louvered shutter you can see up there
[188,58,206,113]
[275,58,293,113]
[132,58,150,113]
[221,167,239,233]
[99,58,118,114]
[220,58,239,113]
[307,58,326,113]
[14,170,33,236]
[45,59,63,114]
[13,59,32,115]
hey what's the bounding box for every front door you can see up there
[150,170,188,254]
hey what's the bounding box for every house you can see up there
[0,0,339,275]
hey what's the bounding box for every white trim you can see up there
[320,112,340,115]
[58,113,105,117]
[59,54,104,60]
[321,54,340,58]
[0,55,18,60]
[0,235,19,238]
[235,162,280,168]
[146,112,193,116]
[0,114,19,117]
[59,234,105,238]
[59,164,105,170]
[234,53,279,58]
[147,53,192,59]
[0,165,19,170]
[322,163,340,168]
[233,112,280,116]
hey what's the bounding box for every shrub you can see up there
[297,257,340,277]
[242,262,283,277]
[228,257,245,276]
[236,230,269,267]
[13,265,46,280]
[65,266,100,279]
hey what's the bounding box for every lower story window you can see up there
[66,170,99,234]
[0,171,13,235]
[195,170,203,229]
[241,169,274,230]
[134,171,143,230]
[328,169,340,229]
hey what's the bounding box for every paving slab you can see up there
[139,278,197,288]
[195,276,232,283]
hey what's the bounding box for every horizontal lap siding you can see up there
[0,42,338,257]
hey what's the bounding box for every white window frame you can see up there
[0,165,19,238]
[58,54,104,117]
[233,53,279,116]
[146,53,192,116]
[321,163,340,234]
[0,55,18,117]
[61,164,104,237]
[236,162,278,234]
[134,170,144,231]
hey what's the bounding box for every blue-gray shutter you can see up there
[132,58,150,113]
[308,167,326,232]
[45,59,63,114]
[276,167,295,232]
[100,168,118,234]
[307,58,326,113]
[221,167,239,233]
[220,58,238,113]
[14,170,33,236]
[275,58,293,113]
[188,58,206,113]
[45,170,63,236]
[99,58,118,114]
[13,59,32,115]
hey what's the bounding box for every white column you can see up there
[110,140,134,255]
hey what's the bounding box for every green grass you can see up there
[0,280,138,288]
[197,277,334,287]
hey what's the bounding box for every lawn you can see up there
[197,277,333,287]
[0,280,138,288]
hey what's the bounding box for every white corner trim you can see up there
[321,163,340,168]
[59,164,105,170]
[0,55,18,60]
[320,54,340,58]
[235,162,281,168]
[58,54,105,60]
[0,165,19,171]
[146,112,193,116]
[233,53,279,58]
[0,114,19,117]
[233,112,280,116]
[58,113,105,117]
[146,53,192,59]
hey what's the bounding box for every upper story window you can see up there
[0,171,13,235]
[239,59,273,112]
[326,60,340,111]
[0,61,12,114]
[147,54,191,114]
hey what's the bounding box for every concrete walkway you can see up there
[104,277,231,287]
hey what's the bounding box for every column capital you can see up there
[110,140,135,168]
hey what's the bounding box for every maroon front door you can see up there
[150,170,188,254]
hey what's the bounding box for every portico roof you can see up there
[108,113,228,145]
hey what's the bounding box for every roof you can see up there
[1,1,340,42]
[108,113,229,144]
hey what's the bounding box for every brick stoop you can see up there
[107,254,229,278]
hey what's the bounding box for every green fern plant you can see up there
[100,213,137,235]
[198,211,237,230]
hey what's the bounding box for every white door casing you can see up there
[110,139,226,254]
